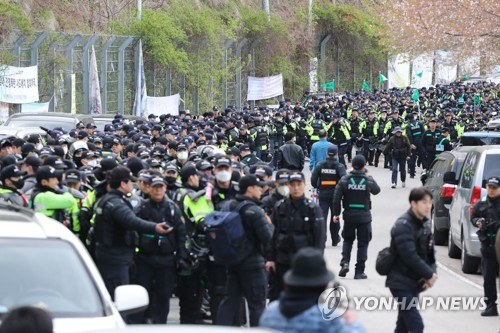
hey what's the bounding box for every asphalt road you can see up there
[166,158,499,331]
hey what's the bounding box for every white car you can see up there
[0,205,148,333]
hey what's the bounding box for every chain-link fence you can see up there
[3,31,385,116]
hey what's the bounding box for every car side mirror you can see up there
[114,285,149,315]
[443,171,457,185]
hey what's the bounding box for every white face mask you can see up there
[264,117,270,121]
[87,160,97,167]
[277,185,290,197]
[177,151,188,160]
[296,117,301,122]
[62,146,68,155]
[35,144,44,150]
[215,170,232,182]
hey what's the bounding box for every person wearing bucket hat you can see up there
[266,171,326,301]
[92,166,172,297]
[333,155,380,279]
[311,144,347,246]
[471,176,500,317]
[259,247,364,332]
[384,124,411,189]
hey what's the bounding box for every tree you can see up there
[377,0,499,70]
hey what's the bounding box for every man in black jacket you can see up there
[277,132,305,172]
[93,166,171,298]
[333,155,380,279]
[311,145,346,246]
[471,176,500,317]
[266,171,326,301]
[384,126,411,189]
[217,175,272,326]
[386,187,438,333]
[130,175,187,324]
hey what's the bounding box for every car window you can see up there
[0,239,104,318]
[7,118,76,132]
[459,152,479,189]
[482,153,500,186]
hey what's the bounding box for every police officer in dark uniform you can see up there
[266,172,326,300]
[239,144,261,170]
[93,166,171,298]
[361,110,378,165]
[262,169,290,216]
[333,155,380,279]
[311,145,346,246]
[421,118,441,170]
[405,113,425,179]
[0,164,27,207]
[471,176,500,317]
[130,175,187,324]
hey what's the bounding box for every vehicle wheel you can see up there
[461,235,480,274]
[447,228,461,259]
[432,211,448,246]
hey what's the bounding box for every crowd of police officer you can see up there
[0,80,498,324]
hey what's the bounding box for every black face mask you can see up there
[165,176,177,185]
[11,178,25,190]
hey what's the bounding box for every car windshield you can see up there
[6,118,76,132]
[0,239,104,317]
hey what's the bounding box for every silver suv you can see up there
[447,146,500,273]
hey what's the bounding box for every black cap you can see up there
[254,165,272,178]
[78,131,89,139]
[352,155,366,170]
[150,176,166,186]
[214,157,231,168]
[275,169,290,184]
[108,166,137,183]
[239,144,251,153]
[486,176,500,187]
[0,139,12,148]
[86,123,97,129]
[180,165,199,181]
[283,247,334,287]
[21,156,41,167]
[36,166,63,182]
[288,171,305,183]
[239,174,266,194]
[65,169,82,183]
[327,145,338,156]
[0,164,26,181]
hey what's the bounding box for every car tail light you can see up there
[469,186,482,216]
[440,184,456,197]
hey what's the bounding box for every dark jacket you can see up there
[229,194,272,270]
[384,134,411,160]
[136,196,187,267]
[386,209,436,293]
[332,169,380,223]
[471,194,500,247]
[277,141,305,171]
[311,157,346,200]
[261,190,286,216]
[94,189,159,265]
[268,196,325,265]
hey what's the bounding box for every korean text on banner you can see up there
[0,65,39,104]
[145,94,180,117]
[247,74,284,101]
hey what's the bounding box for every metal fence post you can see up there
[65,35,82,113]
[320,35,331,87]
[250,39,258,110]
[31,32,49,66]
[117,37,133,115]
[82,35,100,114]
[100,36,116,114]
[13,36,25,66]
[235,38,248,111]
[223,39,235,110]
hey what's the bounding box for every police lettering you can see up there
[321,169,337,174]
[347,184,366,191]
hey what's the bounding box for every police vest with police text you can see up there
[343,175,371,211]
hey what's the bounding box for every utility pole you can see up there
[136,0,142,116]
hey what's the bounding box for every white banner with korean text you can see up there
[0,65,39,103]
[247,74,284,101]
[145,94,180,116]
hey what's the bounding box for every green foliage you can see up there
[0,2,33,35]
